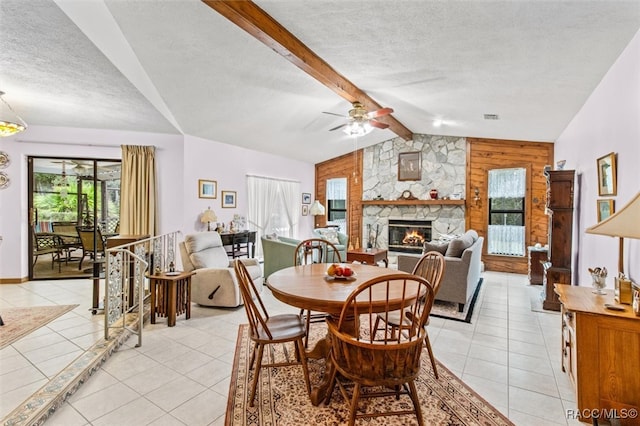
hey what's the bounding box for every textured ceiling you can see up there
[1,0,639,163]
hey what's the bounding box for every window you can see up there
[326,177,347,233]
[487,168,526,256]
[328,199,346,222]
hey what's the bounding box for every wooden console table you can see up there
[346,248,388,267]
[555,284,640,425]
[148,270,195,327]
[219,231,256,257]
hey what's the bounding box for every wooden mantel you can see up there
[361,199,465,206]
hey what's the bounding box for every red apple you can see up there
[342,267,353,277]
[334,266,344,276]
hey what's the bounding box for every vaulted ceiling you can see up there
[1,1,639,163]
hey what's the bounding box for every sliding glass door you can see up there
[28,157,121,280]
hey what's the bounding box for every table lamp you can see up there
[586,191,640,276]
[201,207,217,231]
[309,200,325,228]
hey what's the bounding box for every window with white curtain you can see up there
[326,178,347,234]
[487,168,526,256]
[247,175,300,256]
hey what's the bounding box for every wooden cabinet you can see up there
[543,170,574,311]
[528,246,548,285]
[556,285,640,425]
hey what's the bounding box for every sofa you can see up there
[179,232,263,307]
[261,235,301,283]
[397,230,484,312]
[312,227,348,260]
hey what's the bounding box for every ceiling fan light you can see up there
[0,91,27,137]
[343,120,373,137]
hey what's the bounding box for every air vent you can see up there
[484,114,500,120]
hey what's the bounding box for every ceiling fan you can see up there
[323,101,394,136]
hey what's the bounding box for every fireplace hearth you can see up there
[388,219,432,254]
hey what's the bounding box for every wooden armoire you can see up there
[542,169,575,311]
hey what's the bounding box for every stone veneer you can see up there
[362,134,467,251]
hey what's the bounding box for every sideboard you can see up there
[555,284,640,425]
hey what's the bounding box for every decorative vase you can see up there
[430,189,438,200]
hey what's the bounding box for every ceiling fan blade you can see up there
[329,123,348,131]
[322,111,347,118]
[367,107,394,119]
[370,119,390,129]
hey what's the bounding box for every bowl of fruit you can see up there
[325,263,356,280]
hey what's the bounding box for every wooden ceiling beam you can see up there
[201,0,413,141]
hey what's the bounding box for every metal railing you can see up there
[104,231,180,347]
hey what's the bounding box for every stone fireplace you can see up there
[388,219,432,254]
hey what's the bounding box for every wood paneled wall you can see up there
[315,138,554,274]
[466,138,554,274]
[315,150,363,247]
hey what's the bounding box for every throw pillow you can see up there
[445,233,474,257]
[264,233,279,241]
[318,229,340,245]
[422,241,448,255]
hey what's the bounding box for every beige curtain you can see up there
[119,145,157,236]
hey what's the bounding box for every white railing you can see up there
[104,231,180,347]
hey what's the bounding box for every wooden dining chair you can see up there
[225,231,250,258]
[233,259,311,407]
[324,273,435,426]
[373,250,445,378]
[293,238,343,347]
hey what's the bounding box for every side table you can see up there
[346,248,388,267]
[148,271,195,327]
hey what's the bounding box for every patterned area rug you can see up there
[0,305,79,349]
[226,319,513,426]
[430,278,483,323]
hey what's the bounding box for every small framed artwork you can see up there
[302,193,311,204]
[198,179,217,199]
[597,152,617,196]
[302,205,309,216]
[398,151,421,181]
[597,199,614,222]
[221,190,236,208]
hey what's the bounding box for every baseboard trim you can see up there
[0,277,29,284]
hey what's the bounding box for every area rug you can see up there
[225,319,513,426]
[430,278,483,323]
[0,304,79,349]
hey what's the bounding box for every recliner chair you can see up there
[179,232,263,307]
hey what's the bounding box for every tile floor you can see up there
[0,271,585,425]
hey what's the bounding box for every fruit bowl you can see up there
[325,271,357,280]
[325,264,356,280]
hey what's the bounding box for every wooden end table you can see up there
[346,248,388,267]
[147,270,195,327]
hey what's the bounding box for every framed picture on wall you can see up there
[398,151,421,181]
[198,179,217,199]
[597,152,617,196]
[302,204,309,216]
[597,199,614,222]
[302,193,311,204]
[221,191,236,208]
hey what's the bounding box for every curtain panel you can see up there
[119,145,157,236]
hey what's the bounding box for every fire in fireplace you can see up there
[388,219,432,253]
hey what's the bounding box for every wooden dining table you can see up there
[267,263,415,405]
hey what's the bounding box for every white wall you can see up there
[554,29,640,286]
[0,128,315,280]
[182,135,316,237]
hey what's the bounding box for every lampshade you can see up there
[586,191,640,274]
[201,207,217,231]
[309,200,325,216]
[0,91,27,137]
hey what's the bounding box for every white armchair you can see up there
[179,232,263,307]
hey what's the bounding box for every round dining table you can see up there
[267,262,415,405]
